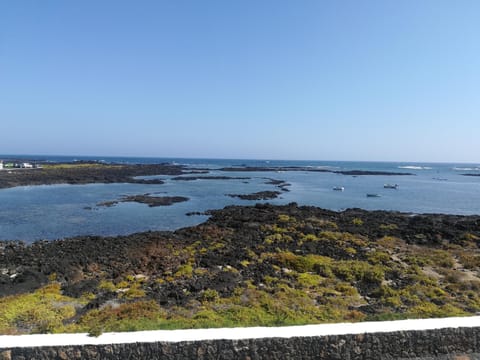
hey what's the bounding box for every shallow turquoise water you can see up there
[0,157,479,242]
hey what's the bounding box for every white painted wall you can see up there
[1,316,479,349]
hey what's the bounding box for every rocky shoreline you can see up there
[1,203,480,335]
[1,161,479,335]
[0,161,414,191]
[0,163,185,189]
[219,166,414,176]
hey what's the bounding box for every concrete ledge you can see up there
[1,317,480,359]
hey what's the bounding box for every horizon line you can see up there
[0,153,478,165]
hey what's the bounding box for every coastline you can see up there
[0,160,416,190]
[1,203,480,335]
[1,159,480,336]
[0,162,185,189]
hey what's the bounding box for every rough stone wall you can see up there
[1,328,480,360]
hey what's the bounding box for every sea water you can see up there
[0,156,479,242]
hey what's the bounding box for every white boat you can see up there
[333,186,344,191]
[384,184,399,189]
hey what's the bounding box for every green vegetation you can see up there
[379,223,398,231]
[352,218,363,226]
[0,283,82,334]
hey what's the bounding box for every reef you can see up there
[97,194,189,208]
[219,166,413,176]
[226,191,282,200]
[171,176,250,181]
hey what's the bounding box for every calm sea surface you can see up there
[1,155,479,242]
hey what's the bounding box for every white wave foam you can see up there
[453,167,480,171]
[398,166,432,170]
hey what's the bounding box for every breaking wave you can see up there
[453,167,480,171]
[398,166,432,170]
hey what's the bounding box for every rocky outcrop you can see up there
[1,203,480,308]
[171,176,250,181]
[0,163,185,189]
[219,166,413,176]
[226,191,282,200]
[97,195,189,208]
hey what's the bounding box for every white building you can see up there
[0,161,3,170]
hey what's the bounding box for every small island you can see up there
[97,194,189,208]
[227,190,282,200]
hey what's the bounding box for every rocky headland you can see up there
[0,163,185,189]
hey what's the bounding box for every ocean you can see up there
[0,155,479,242]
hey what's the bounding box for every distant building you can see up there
[0,161,3,170]
[21,163,33,168]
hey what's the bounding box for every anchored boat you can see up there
[384,184,399,189]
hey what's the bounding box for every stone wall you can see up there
[2,327,480,360]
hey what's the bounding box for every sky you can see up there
[0,1,479,162]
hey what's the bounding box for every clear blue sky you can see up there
[1,1,479,162]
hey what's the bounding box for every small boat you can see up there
[384,184,399,189]
[333,186,344,191]
[366,193,381,197]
